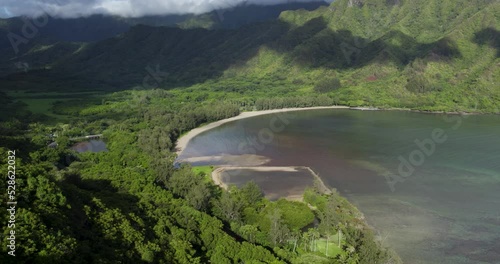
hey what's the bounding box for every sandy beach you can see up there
[175,106,349,156]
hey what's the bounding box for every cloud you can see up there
[0,0,328,18]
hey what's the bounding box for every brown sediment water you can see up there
[178,154,270,166]
[211,166,331,201]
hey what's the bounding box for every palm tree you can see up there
[240,225,258,243]
[311,228,320,252]
[337,222,346,248]
[303,228,320,252]
[325,232,330,256]
[290,230,301,253]
[302,229,312,251]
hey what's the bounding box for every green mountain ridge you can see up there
[1,0,499,112]
[0,1,327,43]
[0,1,326,78]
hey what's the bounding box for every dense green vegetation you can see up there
[1,0,498,262]
[0,89,396,263]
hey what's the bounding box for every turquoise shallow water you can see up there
[181,109,500,264]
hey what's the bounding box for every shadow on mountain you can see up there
[62,174,143,219]
[55,175,155,263]
[273,17,462,69]
[0,16,463,92]
[474,27,500,57]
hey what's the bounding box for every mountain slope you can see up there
[179,1,328,29]
[0,2,327,42]
[270,0,500,110]
[0,1,326,77]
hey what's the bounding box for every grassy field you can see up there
[5,90,102,121]
[192,165,215,183]
[293,234,344,259]
[315,236,343,257]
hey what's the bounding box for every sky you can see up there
[0,0,330,18]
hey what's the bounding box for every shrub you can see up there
[314,78,342,93]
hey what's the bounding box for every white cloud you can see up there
[0,0,328,18]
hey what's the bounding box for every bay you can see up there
[181,109,500,264]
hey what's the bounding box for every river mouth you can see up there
[180,108,500,264]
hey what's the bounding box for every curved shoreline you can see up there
[175,106,349,156]
[175,105,462,263]
[175,105,487,157]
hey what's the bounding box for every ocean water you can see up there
[181,109,500,264]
